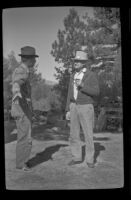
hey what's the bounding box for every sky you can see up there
[3,7,94,82]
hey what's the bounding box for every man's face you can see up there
[28,57,36,68]
[74,60,86,72]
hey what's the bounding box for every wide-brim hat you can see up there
[18,46,39,57]
[73,51,88,61]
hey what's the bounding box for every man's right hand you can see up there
[66,111,70,120]
[12,93,22,102]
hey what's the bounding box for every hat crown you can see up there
[19,46,39,57]
[74,51,88,61]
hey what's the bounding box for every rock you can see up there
[51,127,59,132]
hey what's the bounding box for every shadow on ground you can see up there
[94,142,105,163]
[26,142,105,168]
[93,137,110,141]
[5,121,106,167]
[26,144,68,168]
[81,142,105,163]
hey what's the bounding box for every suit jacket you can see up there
[66,68,100,111]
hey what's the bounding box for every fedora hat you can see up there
[18,46,39,57]
[73,51,88,61]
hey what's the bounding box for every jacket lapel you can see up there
[70,70,88,85]
[71,73,75,85]
[81,70,89,82]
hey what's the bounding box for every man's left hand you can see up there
[77,82,84,90]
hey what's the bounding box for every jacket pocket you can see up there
[69,102,76,111]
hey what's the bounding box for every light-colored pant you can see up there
[16,114,32,168]
[69,103,94,163]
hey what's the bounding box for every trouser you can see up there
[69,103,94,163]
[15,114,32,168]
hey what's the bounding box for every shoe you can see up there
[68,160,82,166]
[22,166,33,172]
[86,162,95,168]
[16,164,33,172]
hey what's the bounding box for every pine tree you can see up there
[51,7,122,112]
[51,9,88,112]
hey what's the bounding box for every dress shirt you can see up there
[74,68,86,100]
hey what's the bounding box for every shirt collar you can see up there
[77,67,87,74]
[82,68,87,73]
[21,62,29,73]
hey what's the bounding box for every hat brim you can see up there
[18,54,39,57]
[73,58,88,61]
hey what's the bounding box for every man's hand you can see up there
[77,82,84,90]
[12,95,21,103]
[66,111,70,120]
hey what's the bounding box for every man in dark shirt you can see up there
[11,46,39,171]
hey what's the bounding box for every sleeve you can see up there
[80,72,100,96]
[12,66,28,101]
[12,82,22,101]
[12,66,28,85]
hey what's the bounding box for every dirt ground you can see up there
[5,129,124,190]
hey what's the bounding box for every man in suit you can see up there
[66,50,100,168]
[11,46,39,171]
